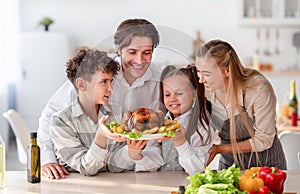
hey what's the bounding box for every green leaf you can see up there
[38,17,54,26]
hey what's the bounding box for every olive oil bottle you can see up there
[27,132,40,183]
[288,80,298,118]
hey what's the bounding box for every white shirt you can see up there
[164,110,213,175]
[37,80,77,165]
[110,63,162,112]
[37,63,162,166]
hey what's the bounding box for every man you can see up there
[38,18,161,179]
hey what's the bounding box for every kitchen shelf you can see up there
[259,70,300,76]
[240,0,300,27]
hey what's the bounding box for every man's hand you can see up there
[127,139,147,160]
[42,162,69,180]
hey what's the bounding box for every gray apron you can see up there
[211,93,287,170]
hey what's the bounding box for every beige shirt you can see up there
[207,75,277,152]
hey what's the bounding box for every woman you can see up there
[195,39,286,170]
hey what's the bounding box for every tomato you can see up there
[258,186,270,194]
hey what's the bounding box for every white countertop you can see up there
[1,170,299,194]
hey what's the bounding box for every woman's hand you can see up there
[207,144,218,166]
[97,115,127,142]
[42,162,69,180]
[127,139,147,160]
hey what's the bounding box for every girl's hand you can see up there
[156,136,171,143]
[206,144,218,166]
[172,126,186,146]
[127,139,147,160]
[98,115,127,142]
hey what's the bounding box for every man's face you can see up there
[118,36,153,83]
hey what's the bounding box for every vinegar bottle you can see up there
[27,132,40,183]
[0,135,5,188]
[288,80,298,118]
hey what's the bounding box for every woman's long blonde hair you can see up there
[196,39,267,168]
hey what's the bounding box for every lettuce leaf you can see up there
[184,164,245,194]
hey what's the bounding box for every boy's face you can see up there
[85,71,114,105]
[162,74,196,118]
[118,36,153,83]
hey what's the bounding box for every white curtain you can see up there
[0,0,20,88]
[0,0,20,145]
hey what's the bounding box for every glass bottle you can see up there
[0,134,5,188]
[288,80,298,118]
[27,132,40,183]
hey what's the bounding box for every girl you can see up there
[196,39,286,170]
[159,64,213,175]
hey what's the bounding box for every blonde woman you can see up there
[195,39,286,170]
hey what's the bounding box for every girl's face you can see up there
[163,74,196,118]
[196,57,227,92]
[85,71,114,105]
[118,36,153,83]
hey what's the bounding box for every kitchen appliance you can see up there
[293,32,300,69]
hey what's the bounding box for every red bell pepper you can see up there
[258,166,287,194]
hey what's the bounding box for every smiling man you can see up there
[110,19,161,112]
[38,18,162,179]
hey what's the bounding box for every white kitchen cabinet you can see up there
[17,32,71,131]
[240,0,300,27]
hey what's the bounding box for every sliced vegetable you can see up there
[106,121,119,131]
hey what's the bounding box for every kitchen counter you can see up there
[1,170,299,194]
[277,121,300,134]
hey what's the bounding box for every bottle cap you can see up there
[29,132,37,138]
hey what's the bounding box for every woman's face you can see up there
[196,57,227,92]
[85,71,114,105]
[118,36,153,83]
[163,74,196,118]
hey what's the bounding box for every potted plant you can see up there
[38,17,54,32]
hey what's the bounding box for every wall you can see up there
[18,0,300,123]
[20,0,300,67]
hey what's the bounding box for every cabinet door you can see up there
[240,0,300,26]
[17,32,71,131]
